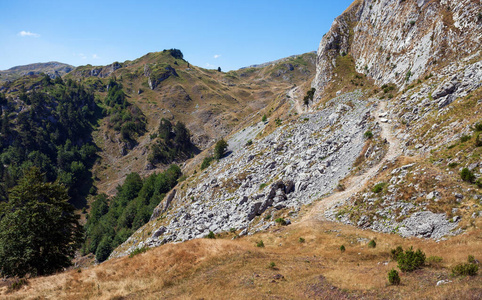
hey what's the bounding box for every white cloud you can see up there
[205,63,216,68]
[214,54,221,59]
[73,52,87,59]
[92,54,100,59]
[18,31,40,38]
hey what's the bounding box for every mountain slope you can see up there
[0,62,74,83]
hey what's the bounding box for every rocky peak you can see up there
[313,0,481,100]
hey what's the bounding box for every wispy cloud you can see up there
[214,54,221,59]
[73,53,87,59]
[92,54,100,59]
[205,63,216,68]
[18,30,40,38]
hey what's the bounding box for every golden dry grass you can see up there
[3,216,481,299]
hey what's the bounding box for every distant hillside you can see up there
[0,62,74,83]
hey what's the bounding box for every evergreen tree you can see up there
[0,168,83,277]
[214,139,228,159]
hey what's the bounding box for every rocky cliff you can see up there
[313,0,481,100]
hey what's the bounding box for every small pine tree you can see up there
[340,245,346,253]
[262,114,267,122]
[206,231,215,239]
[460,168,475,183]
[214,139,228,160]
[368,239,377,248]
[388,269,400,285]
[217,67,221,72]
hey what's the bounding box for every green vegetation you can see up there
[256,240,265,248]
[84,165,182,262]
[388,269,401,285]
[201,156,214,170]
[299,237,305,243]
[148,118,196,165]
[262,114,267,122]
[452,255,479,276]
[129,246,149,258]
[275,218,287,225]
[0,168,82,277]
[0,77,98,205]
[368,239,376,248]
[214,139,228,159]
[371,182,386,193]
[206,231,216,239]
[105,79,146,146]
[303,88,316,106]
[364,130,373,139]
[460,135,471,143]
[460,168,475,183]
[7,278,29,292]
[395,246,426,272]
[340,245,346,253]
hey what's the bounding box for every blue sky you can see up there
[0,0,353,71]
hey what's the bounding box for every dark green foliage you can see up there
[206,231,216,239]
[460,135,471,143]
[201,156,214,170]
[368,239,376,248]
[275,218,287,225]
[388,269,400,285]
[262,114,267,122]
[452,263,478,276]
[340,245,346,253]
[169,49,183,60]
[396,247,425,272]
[0,168,83,277]
[217,67,221,72]
[299,237,305,243]
[460,168,475,183]
[364,131,373,139]
[303,88,316,106]
[256,240,265,247]
[275,118,282,126]
[0,79,99,205]
[372,182,386,193]
[475,134,482,147]
[105,79,146,145]
[214,139,228,160]
[129,246,149,258]
[390,246,404,260]
[148,120,196,165]
[473,122,482,132]
[245,139,253,146]
[84,165,182,262]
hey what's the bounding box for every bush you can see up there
[473,122,482,132]
[364,131,373,139]
[372,182,386,193]
[206,231,216,239]
[460,135,471,143]
[8,278,28,292]
[340,245,346,253]
[390,246,404,260]
[245,139,253,146]
[256,240,265,248]
[368,239,377,248]
[268,262,276,269]
[299,237,305,243]
[275,218,287,225]
[427,256,443,267]
[475,134,482,147]
[214,139,228,159]
[452,263,478,276]
[388,269,400,285]
[129,246,149,258]
[460,168,475,183]
[201,156,214,170]
[262,114,267,122]
[397,247,425,272]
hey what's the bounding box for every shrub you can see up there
[275,118,282,126]
[372,182,386,193]
[268,262,276,269]
[229,228,236,233]
[275,218,287,226]
[264,214,272,220]
[364,130,373,139]
[388,269,400,285]
[460,168,475,183]
[476,179,482,188]
[390,246,404,260]
[245,139,253,146]
[201,156,214,170]
[427,255,443,267]
[397,247,425,272]
[214,139,228,160]
[473,122,482,132]
[460,135,471,143]
[259,183,267,190]
[206,231,216,239]
[256,240,265,248]
[452,263,478,276]
[468,255,475,263]
[340,245,346,253]
[475,134,482,147]
[262,114,267,122]
[129,246,149,258]
[368,239,377,248]
[299,237,305,243]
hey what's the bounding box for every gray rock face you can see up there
[398,211,459,239]
[111,91,371,258]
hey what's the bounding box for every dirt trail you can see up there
[300,101,402,223]
[288,86,304,115]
